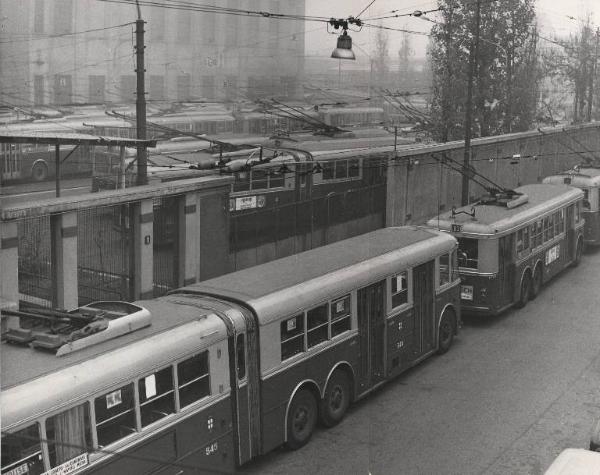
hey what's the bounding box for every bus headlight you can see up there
[480,287,487,301]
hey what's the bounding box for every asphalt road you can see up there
[240,248,600,475]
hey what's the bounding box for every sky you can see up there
[304,0,600,61]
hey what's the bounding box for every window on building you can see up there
[391,272,408,308]
[34,0,45,33]
[54,0,72,34]
[177,352,210,408]
[54,74,72,104]
[95,384,136,447]
[89,75,105,103]
[176,10,191,43]
[46,404,92,468]
[138,367,175,427]
[34,75,44,105]
[457,238,478,269]
[120,75,136,102]
[1,424,44,475]
[149,75,165,101]
[177,74,191,101]
[202,76,215,100]
[151,7,165,41]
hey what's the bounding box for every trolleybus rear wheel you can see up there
[437,309,455,354]
[286,389,318,450]
[515,274,531,308]
[31,162,48,182]
[531,266,542,299]
[320,371,351,427]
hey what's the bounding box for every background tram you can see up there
[427,184,585,316]
[543,167,600,246]
[1,226,460,475]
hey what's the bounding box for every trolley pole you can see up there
[461,0,481,206]
[135,13,147,185]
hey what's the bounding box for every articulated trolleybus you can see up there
[1,227,460,475]
[543,166,600,246]
[427,183,584,316]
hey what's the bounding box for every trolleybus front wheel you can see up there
[437,309,455,354]
[286,389,318,450]
[320,371,351,427]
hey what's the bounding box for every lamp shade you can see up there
[331,31,356,60]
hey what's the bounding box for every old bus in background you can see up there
[1,226,460,474]
[543,167,600,246]
[427,184,584,316]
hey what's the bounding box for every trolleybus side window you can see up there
[1,424,44,475]
[583,189,591,209]
[281,314,304,360]
[440,254,450,286]
[331,295,351,336]
[532,219,543,247]
[138,366,175,427]
[451,249,459,281]
[576,202,582,222]
[391,272,408,307]
[94,383,136,447]
[307,304,329,348]
[46,403,92,468]
[177,351,211,408]
[457,238,478,269]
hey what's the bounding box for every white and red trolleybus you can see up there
[1,226,460,475]
[543,166,600,246]
[427,183,585,316]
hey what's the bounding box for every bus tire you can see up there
[320,371,351,428]
[286,389,318,450]
[515,273,531,308]
[531,266,542,299]
[573,238,583,267]
[31,161,48,182]
[437,309,455,354]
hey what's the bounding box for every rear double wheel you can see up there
[286,389,318,450]
[320,371,351,428]
[515,273,532,308]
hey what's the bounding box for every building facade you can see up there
[0,0,306,107]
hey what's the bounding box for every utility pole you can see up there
[461,0,481,206]
[586,28,599,122]
[135,1,147,185]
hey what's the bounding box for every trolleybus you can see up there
[1,226,460,475]
[543,166,600,246]
[427,183,585,316]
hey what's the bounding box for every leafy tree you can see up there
[428,0,537,141]
[372,27,389,85]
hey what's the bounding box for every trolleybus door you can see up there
[567,204,575,260]
[1,144,21,181]
[413,261,435,356]
[357,280,386,390]
[498,235,515,307]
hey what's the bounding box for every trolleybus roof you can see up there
[427,184,583,237]
[174,226,457,325]
[543,167,600,187]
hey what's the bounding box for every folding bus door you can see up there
[357,280,386,392]
[498,235,515,307]
[413,261,435,356]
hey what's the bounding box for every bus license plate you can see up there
[461,285,473,300]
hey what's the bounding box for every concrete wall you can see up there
[386,123,600,226]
